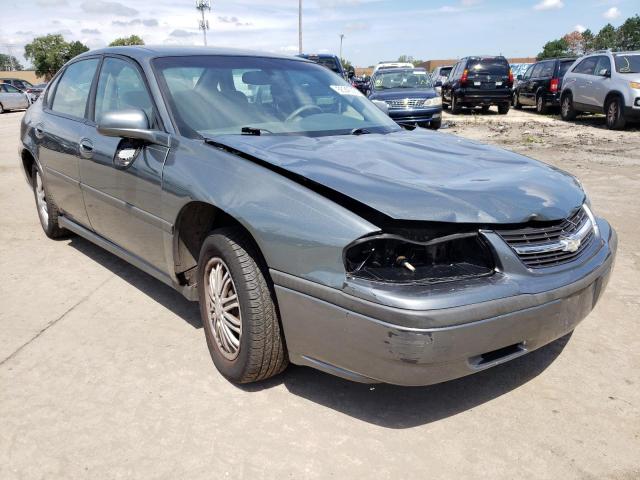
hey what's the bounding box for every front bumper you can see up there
[388,107,442,124]
[273,219,617,386]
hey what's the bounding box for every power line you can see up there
[298,0,303,54]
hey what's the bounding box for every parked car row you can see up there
[0,77,47,113]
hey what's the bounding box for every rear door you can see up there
[570,56,598,106]
[80,55,169,271]
[522,63,543,105]
[36,57,100,227]
[464,57,510,97]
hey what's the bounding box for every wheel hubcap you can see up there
[35,171,48,224]
[608,102,617,123]
[204,257,241,360]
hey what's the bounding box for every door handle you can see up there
[34,124,44,139]
[79,138,94,158]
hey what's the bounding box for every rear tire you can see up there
[198,227,288,384]
[536,95,548,114]
[481,105,490,113]
[561,93,577,120]
[498,103,510,115]
[605,96,626,130]
[451,95,462,114]
[0,103,5,114]
[32,165,69,239]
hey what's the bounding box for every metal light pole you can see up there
[196,0,211,46]
[339,33,345,62]
[298,0,303,54]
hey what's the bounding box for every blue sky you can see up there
[0,0,637,67]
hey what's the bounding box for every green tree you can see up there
[24,35,90,80]
[593,23,617,50]
[581,29,595,53]
[0,53,24,71]
[341,58,353,71]
[617,15,640,50]
[109,35,145,47]
[537,38,570,60]
[66,40,89,60]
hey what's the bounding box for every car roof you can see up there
[375,67,425,73]
[76,45,310,63]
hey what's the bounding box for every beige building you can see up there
[0,71,45,84]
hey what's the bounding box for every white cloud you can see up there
[603,7,621,20]
[574,24,586,33]
[533,0,564,11]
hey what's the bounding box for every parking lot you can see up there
[1,107,639,479]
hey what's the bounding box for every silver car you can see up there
[19,47,616,386]
[0,83,30,113]
[561,50,640,129]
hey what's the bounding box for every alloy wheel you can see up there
[35,170,49,225]
[204,257,242,360]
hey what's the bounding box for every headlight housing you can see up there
[344,231,495,285]
[423,97,442,107]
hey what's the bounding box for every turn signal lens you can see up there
[630,82,640,89]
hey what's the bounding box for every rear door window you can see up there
[51,58,99,119]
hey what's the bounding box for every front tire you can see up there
[513,92,522,109]
[427,119,442,130]
[605,97,626,130]
[32,165,68,239]
[0,103,5,114]
[198,227,288,383]
[561,93,577,120]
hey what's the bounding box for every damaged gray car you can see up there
[20,47,617,386]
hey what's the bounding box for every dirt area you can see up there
[1,108,639,479]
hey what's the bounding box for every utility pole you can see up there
[298,0,303,54]
[339,33,345,62]
[196,0,211,47]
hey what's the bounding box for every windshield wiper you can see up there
[241,126,272,136]
[351,127,372,135]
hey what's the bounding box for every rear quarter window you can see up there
[559,60,574,77]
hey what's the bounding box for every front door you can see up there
[80,55,169,272]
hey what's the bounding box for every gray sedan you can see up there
[19,47,616,386]
[0,83,30,113]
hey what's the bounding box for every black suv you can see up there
[442,56,513,114]
[512,58,576,113]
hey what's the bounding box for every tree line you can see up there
[537,15,640,60]
[2,34,144,79]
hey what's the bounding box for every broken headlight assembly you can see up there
[344,231,495,285]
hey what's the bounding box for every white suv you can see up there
[561,50,640,130]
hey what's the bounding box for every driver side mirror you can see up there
[97,109,169,147]
[598,68,611,77]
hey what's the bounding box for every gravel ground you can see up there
[1,107,639,479]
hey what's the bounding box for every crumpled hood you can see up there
[207,129,584,224]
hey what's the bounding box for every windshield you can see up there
[373,70,433,90]
[614,54,640,74]
[154,55,399,138]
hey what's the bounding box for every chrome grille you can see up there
[496,207,597,268]
[386,98,425,109]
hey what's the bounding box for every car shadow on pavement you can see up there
[67,236,202,329]
[243,334,571,429]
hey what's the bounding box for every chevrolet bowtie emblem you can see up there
[559,236,581,253]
